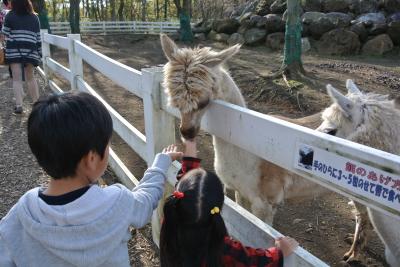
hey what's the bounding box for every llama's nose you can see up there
[180,127,198,140]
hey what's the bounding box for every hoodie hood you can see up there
[0,185,134,267]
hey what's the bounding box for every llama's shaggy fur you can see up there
[318,83,400,267]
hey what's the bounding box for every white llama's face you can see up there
[160,34,240,139]
[317,80,368,138]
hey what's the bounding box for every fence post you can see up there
[142,67,175,166]
[67,34,83,91]
[40,29,50,81]
[141,67,176,246]
[103,21,106,35]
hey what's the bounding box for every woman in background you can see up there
[2,0,40,114]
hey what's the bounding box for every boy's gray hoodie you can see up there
[0,153,171,267]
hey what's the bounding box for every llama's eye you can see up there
[326,129,338,136]
[197,99,210,110]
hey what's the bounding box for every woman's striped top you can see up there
[2,11,41,66]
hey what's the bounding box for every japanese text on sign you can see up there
[295,143,400,211]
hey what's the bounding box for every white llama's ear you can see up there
[204,44,241,68]
[327,84,354,118]
[346,79,362,95]
[160,34,178,61]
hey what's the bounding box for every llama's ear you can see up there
[346,79,362,95]
[204,44,241,68]
[327,84,354,118]
[160,34,178,61]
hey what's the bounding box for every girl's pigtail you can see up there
[206,212,228,267]
[160,195,181,267]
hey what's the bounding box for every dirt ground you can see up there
[1,33,399,267]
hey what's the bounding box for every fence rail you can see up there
[49,21,180,35]
[39,30,400,266]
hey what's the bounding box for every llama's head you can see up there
[160,34,240,139]
[316,79,394,139]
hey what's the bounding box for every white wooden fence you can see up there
[49,21,180,35]
[39,30,400,266]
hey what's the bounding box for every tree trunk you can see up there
[69,0,81,33]
[131,1,136,20]
[105,0,109,20]
[62,2,66,21]
[164,0,168,20]
[91,0,98,20]
[141,0,147,21]
[85,0,90,17]
[118,0,125,20]
[110,0,116,20]
[187,0,192,18]
[174,0,193,42]
[99,0,105,20]
[156,0,160,20]
[282,0,303,73]
[52,0,58,21]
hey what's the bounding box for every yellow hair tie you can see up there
[210,207,220,215]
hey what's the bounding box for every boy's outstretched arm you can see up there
[128,145,182,228]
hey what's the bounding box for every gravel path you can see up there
[0,67,49,217]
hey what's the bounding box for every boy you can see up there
[0,91,182,267]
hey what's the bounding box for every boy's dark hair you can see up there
[28,91,113,179]
[11,0,33,15]
[3,0,9,6]
[160,169,227,267]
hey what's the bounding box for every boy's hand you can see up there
[275,236,298,257]
[183,139,197,158]
[162,145,183,161]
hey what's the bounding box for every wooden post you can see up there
[67,34,83,91]
[40,29,50,82]
[141,67,176,246]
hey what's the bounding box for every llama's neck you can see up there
[211,68,262,195]
[217,68,246,108]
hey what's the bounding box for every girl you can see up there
[2,0,40,114]
[160,140,298,267]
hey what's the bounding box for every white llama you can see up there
[317,82,400,267]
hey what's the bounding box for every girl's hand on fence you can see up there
[183,139,197,158]
[162,144,183,161]
[275,236,299,257]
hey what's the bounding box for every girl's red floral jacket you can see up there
[177,157,284,267]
